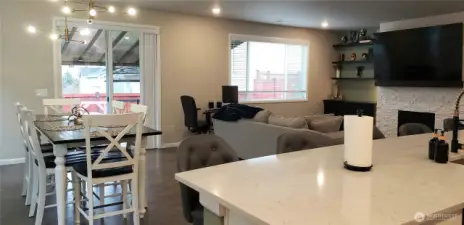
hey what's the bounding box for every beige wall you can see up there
[0,2,337,160]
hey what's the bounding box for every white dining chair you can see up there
[73,113,143,225]
[43,98,81,115]
[129,103,148,124]
[112,100,126,114]
[15,103,33,205]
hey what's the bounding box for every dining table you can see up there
[34,114,162,225]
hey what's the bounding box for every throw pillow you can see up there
[304,114,335,125]
[269,115,309,129]
[253,110,271,123]
[310,116,343,133]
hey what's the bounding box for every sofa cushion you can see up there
[310,116,343,133]
[304,114,335,125]
[269,115,308,129]
[252,110,271,123]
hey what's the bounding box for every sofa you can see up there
[213,112,345,159]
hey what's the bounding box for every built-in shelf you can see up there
[331,77,375,80]
[332,60,372,65]
[333,42,373,48]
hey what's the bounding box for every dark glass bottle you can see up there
[428,129,439,160]
[434,131,449,164]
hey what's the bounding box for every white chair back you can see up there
[112,100,126,114]
[21,109,45,169]
[43,98,81,115]
[129,103,148,124]
[15,103,29,149]
[82,113,144,180]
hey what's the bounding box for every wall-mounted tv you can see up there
[374,23,463,87]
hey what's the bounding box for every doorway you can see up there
[53,18,161,148]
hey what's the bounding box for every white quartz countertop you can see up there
[175,133,464,225]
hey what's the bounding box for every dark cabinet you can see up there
[323,99,376,118]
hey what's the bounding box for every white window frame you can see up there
[228,33,310,104]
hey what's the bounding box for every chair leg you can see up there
[21,152,29,197]
[121,180,128,219]
[72,172,81,224]
[34,170,47,225]
[28,168,38,217]
[99,183,105,206]
[25,154,33,206]
[131,178,140,225]
[87,182,94,225]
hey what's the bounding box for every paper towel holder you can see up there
[344,109,373,172]
[344,161,373,172]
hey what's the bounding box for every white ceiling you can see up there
[125,0,464,30]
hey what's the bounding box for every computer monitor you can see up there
[222,86,238,104]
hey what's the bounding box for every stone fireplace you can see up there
[376,87,463,137]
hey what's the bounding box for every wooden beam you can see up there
[77,29,103,61]
[61,27,77,53]
[97,31,128,62]
[118,40,139,63]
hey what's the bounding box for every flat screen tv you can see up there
[374,23,463,87]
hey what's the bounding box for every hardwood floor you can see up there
[0,148,189,225]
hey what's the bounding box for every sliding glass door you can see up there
[60,26,140,113]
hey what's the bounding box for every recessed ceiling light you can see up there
[80,28,91,36]
[89,8,97,17]
[62,6,71,14]
[321,21,329,28]
[212,6,221,15]
[124,36,130,40]
[27,25,37,34]
[108,6,115,13]
[127,7,137,16]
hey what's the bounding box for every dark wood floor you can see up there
[0,149,189,225]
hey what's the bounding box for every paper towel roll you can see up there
[344,115,374,167]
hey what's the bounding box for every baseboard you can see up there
[0,157,25,166]
[160,142,180,149]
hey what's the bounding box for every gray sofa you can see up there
[213,119,344,159]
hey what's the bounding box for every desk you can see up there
[203,108,220,132]
[34,115,162,225]
[176,133,464,225]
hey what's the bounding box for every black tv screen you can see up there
[374,23,463,87]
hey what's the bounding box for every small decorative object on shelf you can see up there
[340,36,348,44]
[335,68,341,78]
[357,66,365,77]
[359,29,367,41]
[362,53,369,60]
[339,53,345,61]
[351,53,357,61]
[68,106,89,125]
[349,31,359,43]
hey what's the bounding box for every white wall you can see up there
[377,11,464,137]
[0,2,337,160]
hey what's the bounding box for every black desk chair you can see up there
[180,96,209,134]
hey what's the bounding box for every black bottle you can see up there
[429,129,439,160]
[434,131,449,164]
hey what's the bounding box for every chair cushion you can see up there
[72,161,133,178]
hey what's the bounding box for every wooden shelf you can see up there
[332,60,372,65]
[333,42,373,48]
[331,77,375,80]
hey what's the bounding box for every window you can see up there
[229,34,309,103]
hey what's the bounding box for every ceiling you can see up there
[125,0,464,29]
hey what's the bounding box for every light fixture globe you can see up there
[89,8,97,16]
[127,7,137,16]
[108,6,115,13]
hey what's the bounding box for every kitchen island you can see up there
[175,133,464,225]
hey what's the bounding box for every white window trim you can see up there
[228,33,310,104]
